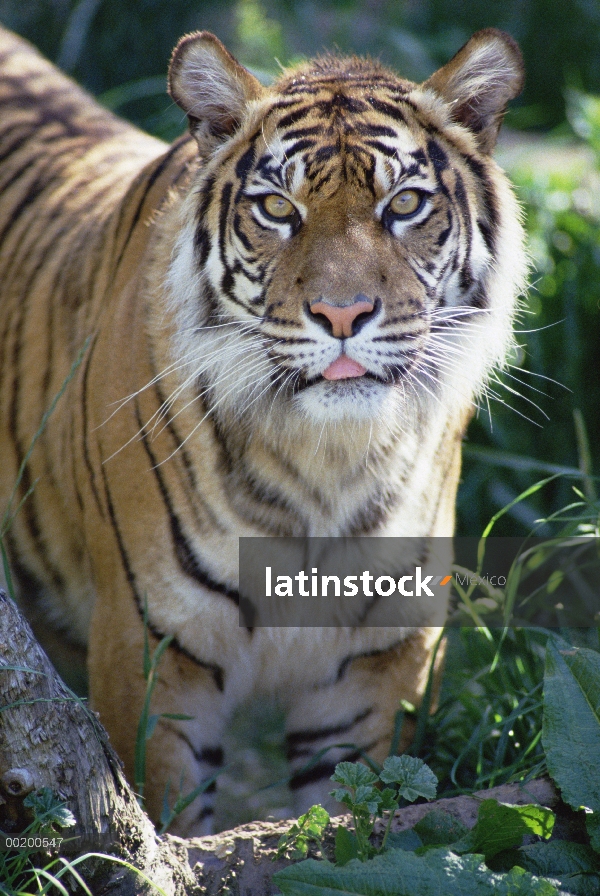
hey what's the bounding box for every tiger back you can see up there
[0,25,526,834]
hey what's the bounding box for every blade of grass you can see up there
[1,336,91,538]
[573,408,597,503]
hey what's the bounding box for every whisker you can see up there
[488,372,549,420]
[507,364,569,391]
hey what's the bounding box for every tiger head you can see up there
[165,30,526,436]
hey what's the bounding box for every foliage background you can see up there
[1,0,599,536]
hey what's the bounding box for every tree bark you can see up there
[0,588,195,894]
[1,588,569,895]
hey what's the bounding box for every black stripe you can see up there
[99,462,226,691]
[70,409,85,514]
[366,96,406,123]
[198,745,225,766]
[81,333,104,517]
[289,753,362,791]
[233,212,254,253]
[333,642,404,684]
[453,171,474,290]
[372,331,424,342]
[427,138,449,175]
[436,210,453,247]
[364,139,398,158]
[114,138,190,271]
[0,124,37,166]
[354,122,398,138]
[347,495,390,535]
[285,138,316,158]
[194,174,216,266]
[235,143,256,182]
[317,94,369,116]
[277,106,313,129]
[151,382,225,532]
[134,402,240,604]
[218,180,233,291]
[0,164,64,248]
[286,708,373,756]
[6,269,66,597]
[196,806,215,822]
[163,725,225,770]
[283,125,325,140]
[464,154,499,255]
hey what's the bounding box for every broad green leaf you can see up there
[23,789,76,829]
[412,809,469,847]
[585,813,600,854]
[331,763,379,789]
[273,846,559,895]
[335,825,359,865]
[543,642,600,813]
[452,801,554,861]
[354,785,380,806]
[379,756,438,802]
[330,788,353,808]
[363,799,381,816]
[517,840,600,874]
[385,829,423,852]
[508,841,600,896]
[378,789,399,813]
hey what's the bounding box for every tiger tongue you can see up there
[322,354,367,381]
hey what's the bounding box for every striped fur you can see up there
[0,26,526,833]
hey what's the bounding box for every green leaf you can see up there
[518,840,600,874]
[331,762,379,789]
[378,789,399,813]
[303,805,330,837]
[379,756,438,802]
[23,789,76,829]
[273,847,560,895]
[508,841,600,896]
[276,806,330,860]
[543,642,600,813]
[354,785,380,806]
[335,825,359,865]
[385,829,423,852]
[330,788,354,808]
[412,809,469,847]
[452,801,554,862]
[586,813,600,853]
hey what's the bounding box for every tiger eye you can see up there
[389,189,422,217]
[261,194,296,219]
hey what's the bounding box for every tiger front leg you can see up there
[284,628,444,816]
[88,598,229,837]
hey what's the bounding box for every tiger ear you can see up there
[424,28,524,154]
[169,31,264,148]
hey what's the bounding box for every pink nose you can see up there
[309,296,375,338]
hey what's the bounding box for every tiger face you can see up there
[167,31,526,432]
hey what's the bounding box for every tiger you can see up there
[0,24,526,835]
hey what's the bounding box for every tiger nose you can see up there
[309,294,375,338]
